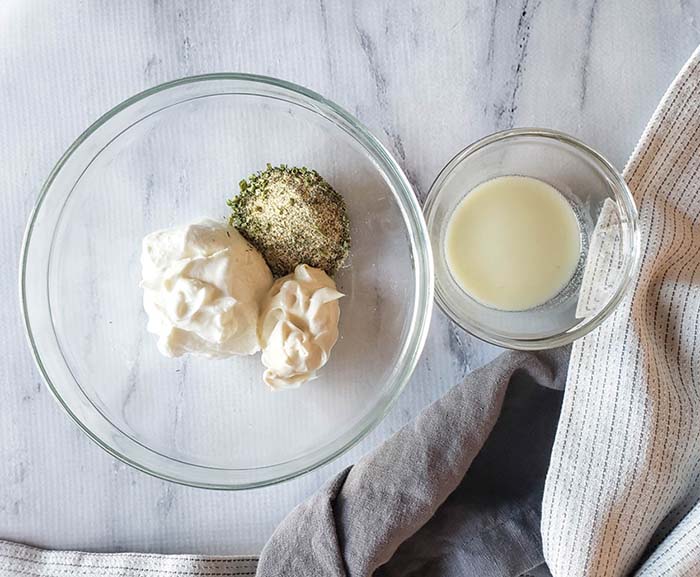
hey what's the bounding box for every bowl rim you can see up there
[19,72,434,489]
[423,127,640,350]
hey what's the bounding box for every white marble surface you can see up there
[1,0,699,555]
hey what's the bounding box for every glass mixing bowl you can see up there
[424,128,639,349]
[21,74,433,489]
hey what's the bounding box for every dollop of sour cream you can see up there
[259,264,343,389]
[141,219,273,358]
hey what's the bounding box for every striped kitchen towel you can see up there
[542,44,700,577]
[0,539,258,577]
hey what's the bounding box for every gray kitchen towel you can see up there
[256,348,569,577]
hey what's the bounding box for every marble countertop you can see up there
[2,0,699,555]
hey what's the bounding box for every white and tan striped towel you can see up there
[0,539,258,577]
[542,45,700,577]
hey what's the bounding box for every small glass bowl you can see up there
[424,128,639,350]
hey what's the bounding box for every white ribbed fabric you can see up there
[542,45,700,577]
[0,540,258,577]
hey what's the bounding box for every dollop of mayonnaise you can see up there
[259,264,343,389]
[141,219,273,358]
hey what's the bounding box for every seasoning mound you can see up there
[228,164,350,277]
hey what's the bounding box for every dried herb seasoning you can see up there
[228,164,350,277]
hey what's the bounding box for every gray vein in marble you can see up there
[176,8,194,75]
[410,4,420,48]
[386,130,424,200]
[485,0,501,71]
[579,0,599,109]
[156,484,175,519]
[494,0,541,129]
[354,15,423,198]
[317,0,335,84]
[447,322,473,380]
[355,24,388,109]
[144,55,160,79]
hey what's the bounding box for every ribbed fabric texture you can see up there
[542,45,700,577]
[0,540,258,577]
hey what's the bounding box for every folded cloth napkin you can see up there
[541,45,700,577]
[257,349,568,577]
[5,42,700,577]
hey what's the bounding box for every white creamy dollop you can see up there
[141,219,273,358]
[259,264,343,389]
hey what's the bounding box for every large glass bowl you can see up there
[21,74,433,489]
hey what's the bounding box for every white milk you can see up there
[445,175,581,311]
